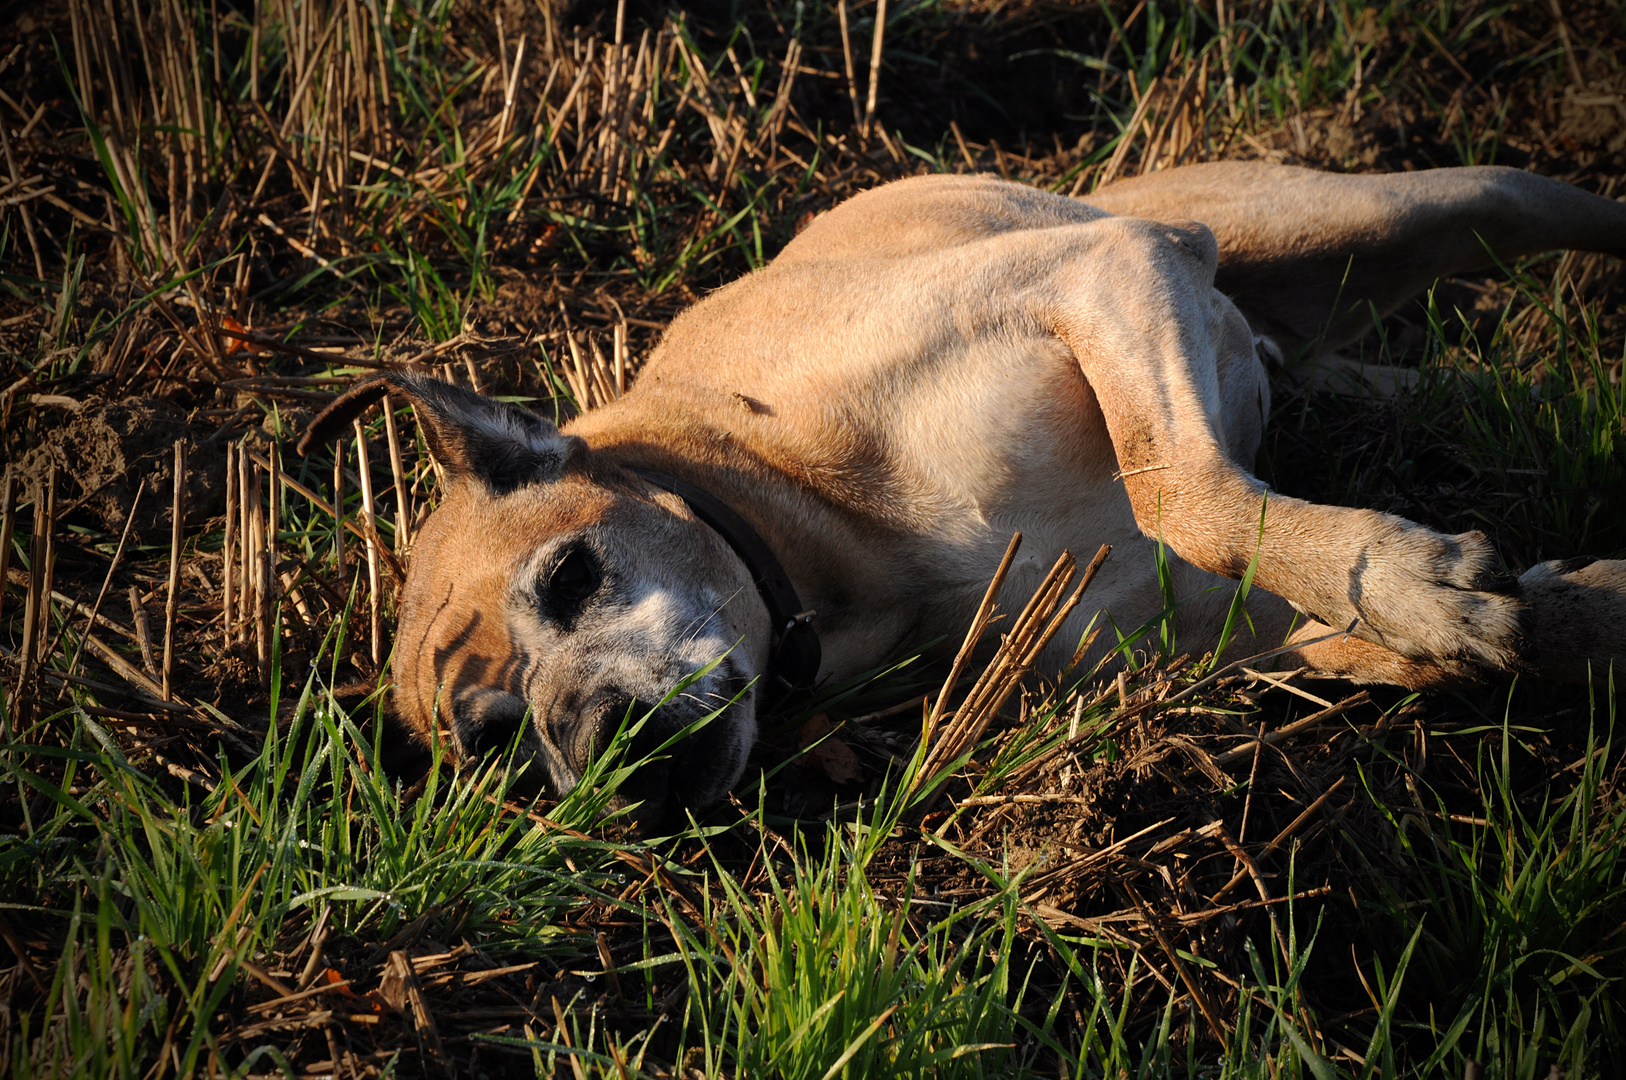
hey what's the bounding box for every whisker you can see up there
[676,585,748,650]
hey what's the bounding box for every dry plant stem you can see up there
[383,395,411,552]
[1211,692,1370,768]
[1097,78,1159,189]
[11,491,42,728]
[1140,63,1202,175]
[950,119,976,170]
[79,633,168,706]
[0,103,43,279]
[1238,721,1266,843]
[387,950,446,1064]
[587,336,614,403]
[237,438,252,647]
[130,585,158,680]
[923,531,1022,744]
[562,330,592,408]
[1231,717,1267,882]
[250,464,267,683]
[957,792,1096,807]
[613,321,626,397]
[0,467,15,613]
[0,911,47,994]
[333,443,346,574]
[278,569,313,627]
[36,467,57,670]
[1151,623,1362,715]
[8,586,122,652]
[214,326,417,370]
[926,566,1064,773]
[62,480,145,682]
[1124,880,1226,1042]
[852,694,928,725]
[927,543,1110,778]
[1211,776,1349,904]
[354,419,382,668]
[1242,664,1334,709]
[223,441,236,635]
[163,441,186,700]
[862,0,888,140]
[1214,823,1295,981]
[552,996,589,1080]
[296,908,332,991]
[243,449,402,581]
[268,442,281,623]
[836,0,862,129]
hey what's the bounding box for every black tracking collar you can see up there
[629,467,821,693]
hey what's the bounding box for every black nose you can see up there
[573,695,676,831]
[454,690,529,760]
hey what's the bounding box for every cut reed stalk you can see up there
[918,543,1110,785]
[162,440,185,699]
[222,441,236,635]
[862,0,889,140]
[354,418,382,668]
[62,480,144,682]
[383,394,411,552]
[244,448,402,580]
[587,334,615,403]
[250,463,267,682]
[36,467,57,662]
[923,532,1022,746]
[237,437,252,647]
[11,480,47,729]
[130,585,158,680]
[333,441,346,574]
[267,442,281,627]
[836,0,862,130]
[939,551,1077,736]
[0,466,15,612]
[279,569,313,627]
[563,331,592,408]
[81,631,168,704]
[1097,78,1160,190]
[613,321,626,397]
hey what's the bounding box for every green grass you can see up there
[1360,693,1626,1074]
[13,665,1621,1075]
[3,0,1625,1075]
[3,658,650,1075]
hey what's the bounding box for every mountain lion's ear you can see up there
[298,372,583,494]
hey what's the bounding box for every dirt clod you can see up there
[20,398,226,541]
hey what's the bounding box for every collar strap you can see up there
[628,467,821,692]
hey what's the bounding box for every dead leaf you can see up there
[219,315,251,355]
[799,714,862,785]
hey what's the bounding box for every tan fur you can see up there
[366,162,1626,811]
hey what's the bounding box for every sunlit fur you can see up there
[386,162,1626,815]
